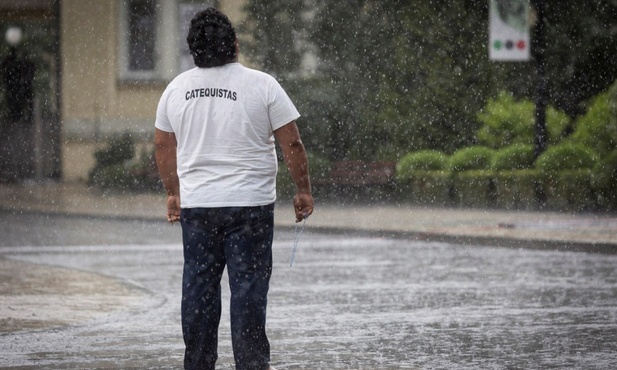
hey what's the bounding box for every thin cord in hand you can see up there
[289,216,307,267]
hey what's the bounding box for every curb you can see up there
[3,206,617,255]
[299,225,617,255]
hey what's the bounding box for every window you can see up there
[118,0,177,81]
[118,1,213,82]
[128,0,157,71]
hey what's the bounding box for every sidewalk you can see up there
[1,181,616,252]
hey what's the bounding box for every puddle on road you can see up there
[1,236,616,369]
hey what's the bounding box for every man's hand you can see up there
[166,195,181,224]
[293,192,314,223]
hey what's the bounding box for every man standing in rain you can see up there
[154,7,314,370]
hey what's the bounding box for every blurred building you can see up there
[0,0,246,182]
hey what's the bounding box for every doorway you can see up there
[0,0,61,182]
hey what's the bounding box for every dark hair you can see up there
[187,8,237,68]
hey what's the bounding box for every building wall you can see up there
[61,0,162,140]
[60,0,247,181]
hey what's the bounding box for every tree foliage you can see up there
[375,0,494,157]
[570,81,617,157]
[239,0,305,77]
[476,91,570,149]
[534,0,617,117]
[240,0,617,162]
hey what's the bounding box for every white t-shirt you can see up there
[155,63,300,208]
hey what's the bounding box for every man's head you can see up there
[187,8,237,68]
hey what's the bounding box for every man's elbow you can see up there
[154,130,176,150]
[286,138,305,150]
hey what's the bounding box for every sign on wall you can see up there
[489,0,530,61]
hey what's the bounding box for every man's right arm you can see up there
[154,128,181,224]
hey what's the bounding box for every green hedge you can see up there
[591,149,617,211]
[398,165,617,212]
[397,171,452,206]
[397,150,448,179]
[540,170,595,211]
[451,170,495,208]
[493,169,542,210]
[449,146,495,172]
[535,142,598,172]
[492,144,536,171]
[449,169,597,211]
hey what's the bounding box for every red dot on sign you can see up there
[516,40,526,50]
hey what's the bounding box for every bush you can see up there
[535,143,598,172]
[493,169,542,210]
[89,163,131,190]
[591,149,617,211]
[449,146,496,172]
[397,170,452,206]
[127,146,162,191]
[451,170,495,208]
[92,133,135,168]
[88,134,136,189]
[476,92,533,148]
[570,83,617,157]
[397,150,448,180]
[88,134,161,191]
[491,144,536,171]
[541,170,595,211]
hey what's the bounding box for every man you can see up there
[154,8,314,370]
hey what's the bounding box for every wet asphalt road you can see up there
[1,210,617,369]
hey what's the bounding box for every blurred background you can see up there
[0,0,615,211]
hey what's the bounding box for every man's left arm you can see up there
[154,128,181,224]
[274,121,314,222]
